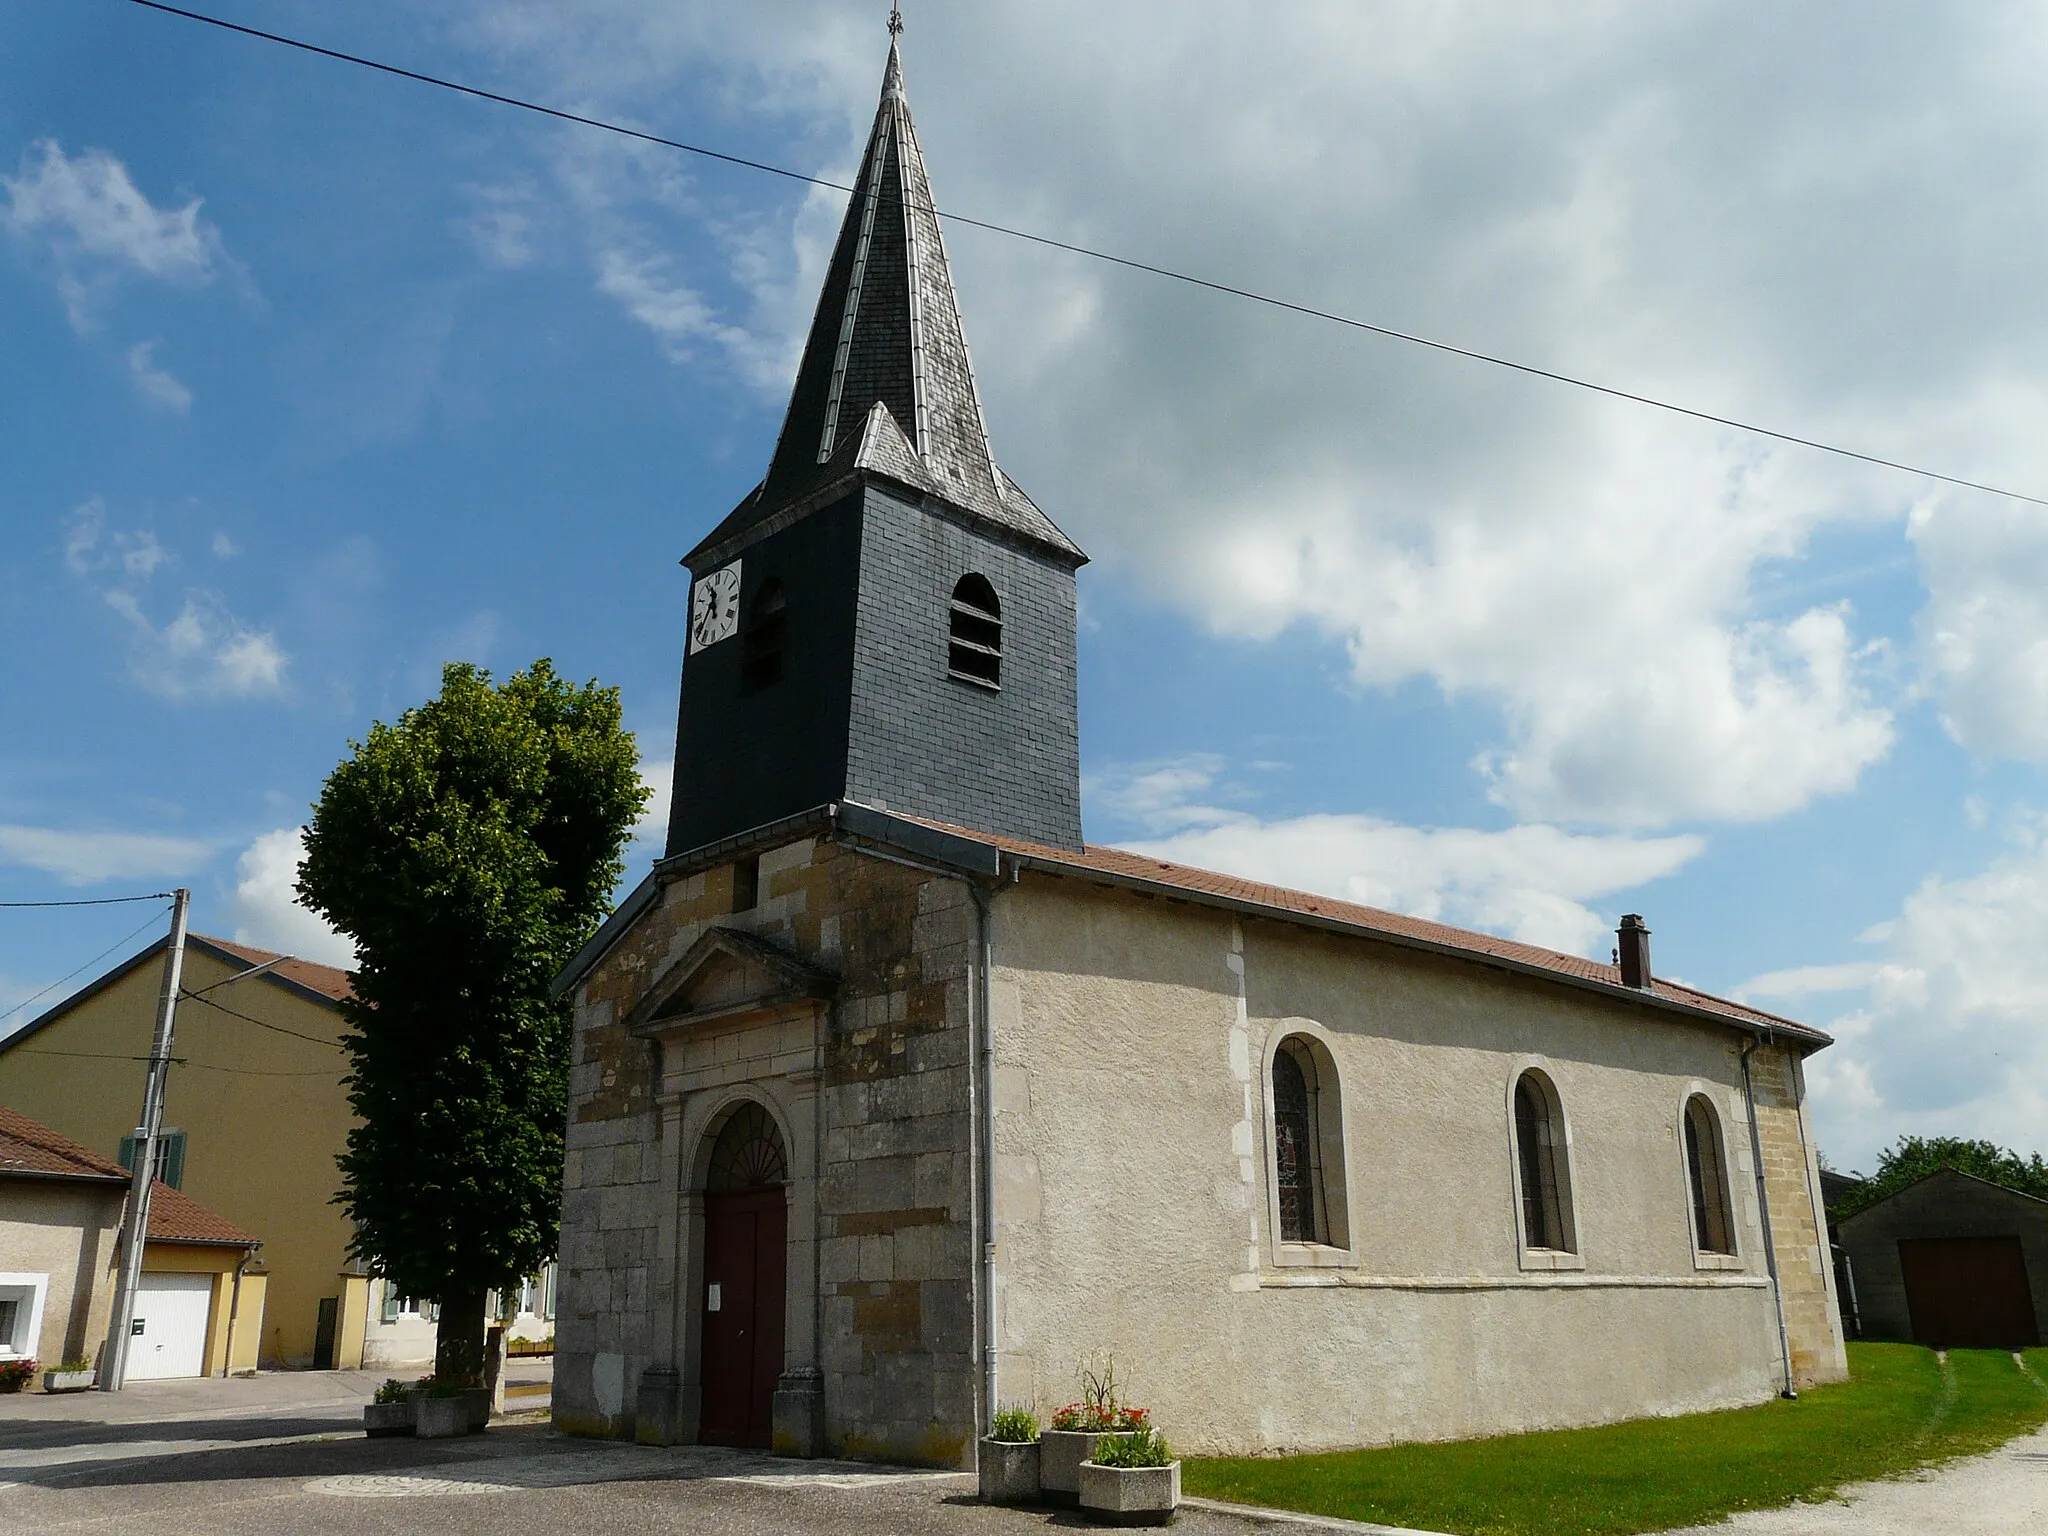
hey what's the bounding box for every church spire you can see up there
[695,25,1083,567]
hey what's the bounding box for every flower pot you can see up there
[43,1370,95,1394]
[1078,1459,1180,1526]
[363,1401,415,1437]
[415,1396,470,1439]
[1040,1428,1133,1505]
[978,1437,1041,1504]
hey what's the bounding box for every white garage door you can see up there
[129,1273,213,1380]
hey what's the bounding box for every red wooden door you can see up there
[698,1185,787,1447]
[1900,1235,2039,1348]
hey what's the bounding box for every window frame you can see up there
[1679,1086,1746,1271]
[1506,1063,1584,1271]
[740,578,787,693]
[1260,1023,1357,1270]
[0,1274,49,1360]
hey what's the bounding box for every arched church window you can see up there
[1272,1037,1329,1244]
[1684,1094,1736,1255]
[947,574,1002,689]
[1513,1070,1575,1253]
[741,580,787,692]
[706,1101,788,1191]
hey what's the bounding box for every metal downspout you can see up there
[1741,1033,1798,1399]
[970,878,1000,1442]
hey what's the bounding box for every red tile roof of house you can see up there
[889,813,1824,1046]
[0,1105,260,1247]
[194,935,353,1004]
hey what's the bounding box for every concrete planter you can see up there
[457,1386,491,1432]
[43,1370,95,1394]
[415,1396,470,1439]
[1078,1460,1180,1526]
[1040,1428,1133,1504]
[978,1438,1041,1504]
[363,1401,415,1437]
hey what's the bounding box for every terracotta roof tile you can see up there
[144,1179,260,1247]
[890,813,1822,1045]
[192,934,353,1004]
[0,1105,259,1246]
[0,1104,128,1180]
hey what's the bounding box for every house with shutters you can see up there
[0,1106,262,1381]
[550,31,1847,1465]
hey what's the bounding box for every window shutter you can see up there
[380,1285,400,1325]
[118,1134,137,1173]
[160,1131,187,1190]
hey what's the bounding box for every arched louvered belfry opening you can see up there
[698,1100,789,1449]
[947,573,1001,688]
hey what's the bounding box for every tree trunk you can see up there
[434,1290,488,1386]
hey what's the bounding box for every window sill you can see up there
[1692,1251,1745,1272]
[1270,1242,1358,1270]
[1518,1247,1586,1272]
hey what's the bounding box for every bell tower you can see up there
[665,33,1088,856]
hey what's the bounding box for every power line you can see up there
[178,988,345,1050]
[0,905,174,1028]
[0,893,176,908]
[118,0,2048,509]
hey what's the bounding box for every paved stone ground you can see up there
[0,1375,1391,1536]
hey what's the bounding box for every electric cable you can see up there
[0,894,176,907]
[178,988,346,1050]
[116,0,2048,509]
[0,904,175,1029]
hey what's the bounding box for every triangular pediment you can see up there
[624,927,837,1036]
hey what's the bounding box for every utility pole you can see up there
[99,888,190,1392]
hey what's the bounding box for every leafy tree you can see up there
[1830,1136,2048,1222]
[299,660,647,1382]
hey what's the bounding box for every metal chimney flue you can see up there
[1617,914,1652,990]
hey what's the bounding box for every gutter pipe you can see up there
[1741,1032,1798,1399]
[969,878,1001,1441]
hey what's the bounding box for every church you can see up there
[552,33,1846,1464]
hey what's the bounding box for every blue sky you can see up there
[4,2,2047,1170]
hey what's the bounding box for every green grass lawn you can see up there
[1181,1343,2048,1536]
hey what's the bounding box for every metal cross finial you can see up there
[888,4,904,38]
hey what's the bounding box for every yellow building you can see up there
[0,933,368,1368]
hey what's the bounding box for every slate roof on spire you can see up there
[688,39,1085,568]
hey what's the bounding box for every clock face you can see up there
[689,561,742,654]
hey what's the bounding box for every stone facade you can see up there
[556,836,979,1464]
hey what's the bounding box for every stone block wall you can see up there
[557,836,980,1465]
[1747,1043,1849,1387]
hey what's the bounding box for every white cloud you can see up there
[1094,756,1702,955]
[62,500,288,702]
[127,340,192,413]
[1802,829,2048,1167]
[455,182,538,269]
[1913,487,2048,762]
[228,828,355,968]
[1733,961,1881,1002]
[0,824,210,886]
[2,139,232,327]
[210,531,239,559]
[634,757,673,850]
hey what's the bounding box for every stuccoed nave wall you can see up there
[988,874,1844,1455]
